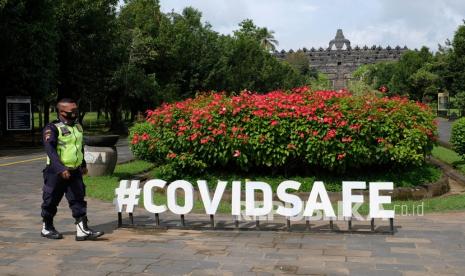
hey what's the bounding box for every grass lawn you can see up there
[85,160,154,201]
[357,193,465,215]
[432,145,465,175]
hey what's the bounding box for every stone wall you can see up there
[275,29,409,90]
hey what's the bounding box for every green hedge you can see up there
[130,87,437,176]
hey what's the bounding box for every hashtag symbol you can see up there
[114,180,141,213]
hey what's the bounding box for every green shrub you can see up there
[451,117,465,160]
[130,87,437,176]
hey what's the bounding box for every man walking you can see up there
[41,98,104,241]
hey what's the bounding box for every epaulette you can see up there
[54,121,65,128]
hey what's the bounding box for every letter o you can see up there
[167,180,194,215]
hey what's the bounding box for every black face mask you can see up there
[62,109,78,121]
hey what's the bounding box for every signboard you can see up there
[438,92,449,111]
[115,179,395,220]
[6,96,32,131]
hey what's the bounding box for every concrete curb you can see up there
[428,156,465,186]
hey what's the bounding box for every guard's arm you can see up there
[81,144,87,169]
[43,124,67,174]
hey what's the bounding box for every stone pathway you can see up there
[1,146,465,275]
[436,117,453,147]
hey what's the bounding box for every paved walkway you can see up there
[436,117,453,147]
[1,142,465,275]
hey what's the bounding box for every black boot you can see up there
[41,217,63,239]
[75,216,104,241]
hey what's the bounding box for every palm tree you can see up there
[258,27,279,52]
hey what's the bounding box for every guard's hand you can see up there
[81,167,88,175]
[61,170,71,180]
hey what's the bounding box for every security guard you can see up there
[41,98,104,241]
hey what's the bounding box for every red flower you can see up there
[323,129,337,141]
[270,120,279,126]
[167,152,177,159]
[219,107,227,114]
[341,137,352,143]
[131,134,139,145]
[233,150,241,157]
[189,133,199,141]
[287,143,296,150]
[212,129,224,136]
[378,85,388,93]
[323,117,333,124]
[376,137,385,143]
[178,125,188,131]
[141,133,150,141]
[337,153,346,160]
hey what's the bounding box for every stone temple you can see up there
[275,29,408,90]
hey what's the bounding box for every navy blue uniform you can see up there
[41,119,87,220]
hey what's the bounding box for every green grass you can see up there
[81,112,111,135]
[432,145,465,175]
[85,160,154,201]
[84,175,120,202]
[113,160,154,178]
[357,193,465,215]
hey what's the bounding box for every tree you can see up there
[109,0,164,132]
[234,19,278,52]
[55,0,119,126]
[257,27,278,52]
[284,51,311,75]
[353,47,435,100]
[455,91,465,116]
[0,0,58,130]
[390,47,433,97]
[447,22,465,97]
[409,65,439,101]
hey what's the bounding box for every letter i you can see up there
[232,181,241,216]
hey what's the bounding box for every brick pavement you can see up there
[1,151,465,275]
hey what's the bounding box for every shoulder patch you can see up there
[44,130,52,142]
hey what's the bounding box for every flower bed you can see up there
[130,87,437,178]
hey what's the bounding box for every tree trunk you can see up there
[109,94,126,134]
[38,104,43,130]
[130,109,136,122]
[44,101,50,125]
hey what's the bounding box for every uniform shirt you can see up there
[43,119,86,174]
